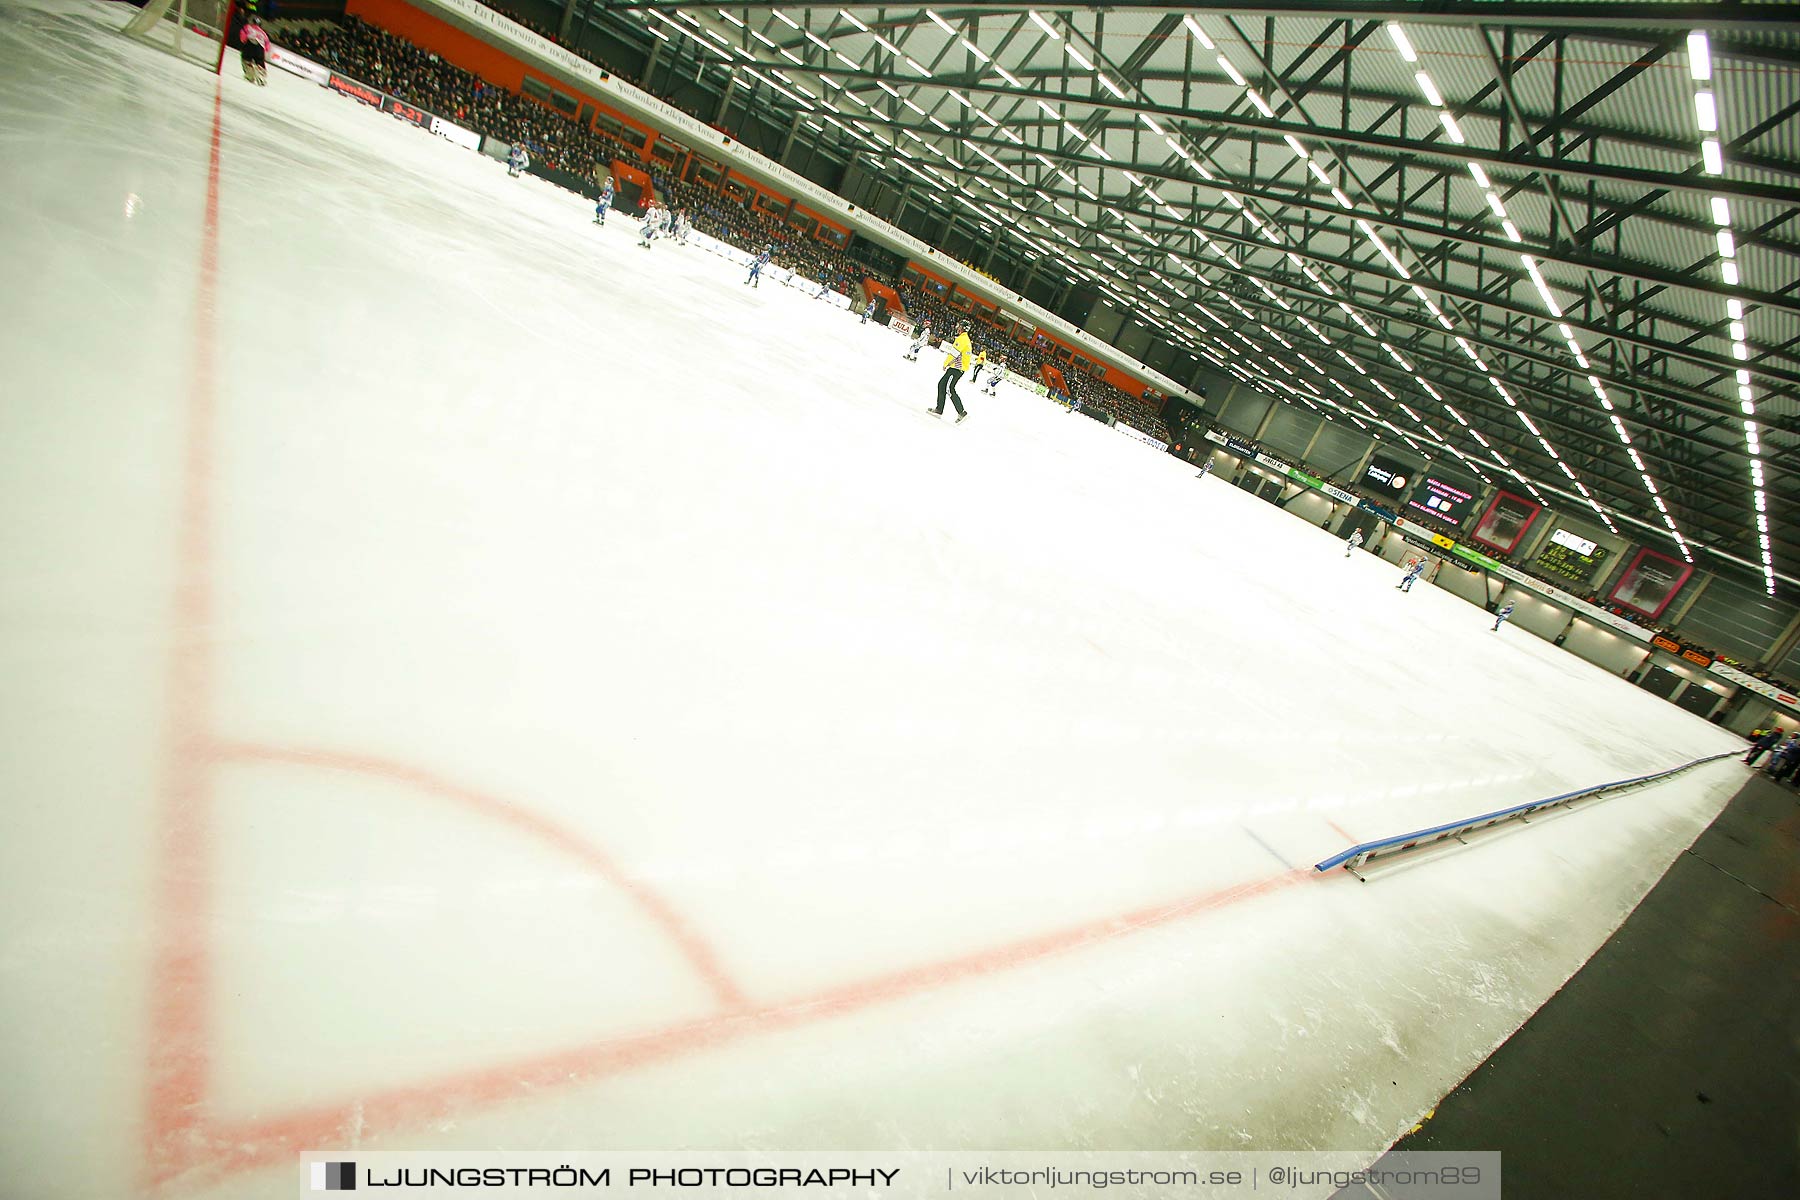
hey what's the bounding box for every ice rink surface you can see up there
[0,4,1749,1197]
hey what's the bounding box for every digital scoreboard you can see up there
[1533,526,1610,586]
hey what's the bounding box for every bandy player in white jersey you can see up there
[981,355,1005,396]
[637,203,665,248]
[903,321,932,361]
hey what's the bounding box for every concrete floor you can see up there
[1386,772,1800,1198]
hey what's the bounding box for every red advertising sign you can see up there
[1610,548,1692,619]
[382,95,431,129]
[328,73,383,107]
[1469,489,1541,554]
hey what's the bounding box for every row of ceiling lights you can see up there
[648,7,1767,580]
[1684,31,1776,596]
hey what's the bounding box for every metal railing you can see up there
[1314,750,1741,878]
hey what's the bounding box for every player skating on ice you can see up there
[237,9,270,85]
[746,245,772,287]
[1491,602,1515,631]
[860,298,876,324]
[1343,527,1363,556]
[1396,557,1427,592]
[675,209,691,244]
[815,273,831,299]
[593,177,613,225]
[507,143,529,178]
[970,347,988,384]
[981,354,1005,397]
[1197,457,1213,480]
[637,203,664,248]
[930,320,974,423]
[903,320,931,360]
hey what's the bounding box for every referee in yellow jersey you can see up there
[931,320,974,422]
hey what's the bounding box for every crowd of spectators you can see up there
[279,16,639,178]
[275,14,1178,440]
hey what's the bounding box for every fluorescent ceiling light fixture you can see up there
[1702,138,1723,174]
[1694,90,1718,132]
[1065,44,1093,71]
[1415,72,1444,107]
[994,65,1022,87]
[839,11,869,32]
[1028,11,1061,40]
[1183,16,1215,49]
[1501,219,1522,243]
[960,38,990,62]
[1687,30,1711,80]
[1246,90,1275,117]
[772,11,799,28]
[1141,113,1165,134]
[1099,75,1126,98]
[926,10,956,35]
[1712,196,1732,225]
[1439,112,1465,143]
[906,57,931,75]
[1215,55,1246,87]
[1387,23,1417,62]
[1467,161,1490,188]
[1331,188,1353,209]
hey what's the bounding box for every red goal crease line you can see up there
[138,71,1325,1195]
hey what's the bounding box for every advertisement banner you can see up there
[1204,429,1228,446]
[1476,557,1652,641]
[430,116,482,150]
[381,94,433,129]
[1609,548,1691,619]
[1226,436,1256,458]
[1360,450,1419,498]
[328,72,385,107]
[1115,423,1169,451]
[1709,661,1800,709]
[268,45,330,85]
[1393,518,1455,551]
[1321,483,1360,504]
[1469,489,1541,554]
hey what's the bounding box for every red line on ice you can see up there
[140,81,1335,1193]
[142,79,225,1192]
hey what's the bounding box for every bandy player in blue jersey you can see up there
[593,177,613,225]
[746,245,772,288]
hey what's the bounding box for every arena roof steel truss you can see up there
[584,2,1798,593]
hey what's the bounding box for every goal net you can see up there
[121,0,234,74]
